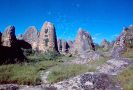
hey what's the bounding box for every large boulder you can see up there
[1,25,17,47]
[75,28,95,54]
[22,26,39,49]
[38,21,58,52]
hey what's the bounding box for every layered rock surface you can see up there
[1,25,17,47]
[39,21,58,52]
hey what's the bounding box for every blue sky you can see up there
[0,0,133,44]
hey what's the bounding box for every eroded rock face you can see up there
[39,21,58,52]
[22,26,39,49]
[75,28,95,54]
[1,25,17,47]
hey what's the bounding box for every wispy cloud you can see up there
[112,35,118,37]
[95,33,102,36]
[92,37,97,40]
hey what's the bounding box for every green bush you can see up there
[44,38,49,47]
[45,29,48,33]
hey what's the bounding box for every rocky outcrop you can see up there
[22,26,39,49]
[75,28,95,54]
[57,39,67,53]
[100,39,110,50]
[38,21,58,52]
[1,25,17,47]
[57,39,62,52]
[111,25,133,58]
[16,34,23,40]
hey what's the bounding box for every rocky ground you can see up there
[0,56,132,90]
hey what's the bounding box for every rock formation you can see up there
[111,25,133,58]
[100,39,110,50]
[17,34,23,40]
[1,25,17,47]
[38,21,58,52]
[67,40,75,54]
[22,26,39,49]
[57,39,62,52]
[57,39,67,53]
[75,28,95,54]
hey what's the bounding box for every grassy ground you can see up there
[47,64,98,84]
[117,47,133,90]
[88,57,110,68]
[0,55,76,86]
[0,61,58,85]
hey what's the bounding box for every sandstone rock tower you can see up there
[1,25,17,47]
[75,28,95,54]
[39,21,58,52]
[22,26,39,49]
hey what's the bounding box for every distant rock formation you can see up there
[1,25,17,47]
[57,39,67,53]
[57,39,62,52]
[75,28,95,54]
[67,39,75,53]
[39,21,58,52]
[100,39,110,50]
[17,34,23,40]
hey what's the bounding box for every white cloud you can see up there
[112,35,118,37]
[95,33,102,36]
[92,37,97,40]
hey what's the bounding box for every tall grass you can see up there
[0,61,58,85]
[117,65,133,90]
[47,64,98,84]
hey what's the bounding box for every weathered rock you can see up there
[114,27,127,47]
[61,39,67,53]
[39,21,58,52]
[67,40,76,54]
[97,58,133,75]
[1,25,17,47]
[16,34,23,40]
[100,39,110,50]
[80,51,103,61]
[75,28,95,54]
[22,26,39,49]
[57,39,62,52]
[57,39,67,53]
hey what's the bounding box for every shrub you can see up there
[45,29,48,33]
[44,38,49,47]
